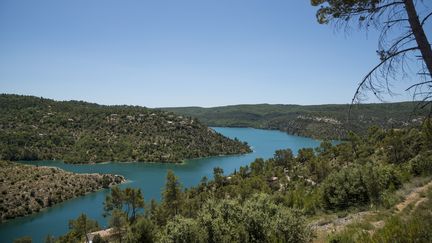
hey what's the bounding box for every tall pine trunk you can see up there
[405,0,432,78]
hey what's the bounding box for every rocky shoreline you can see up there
[0,161,125,222]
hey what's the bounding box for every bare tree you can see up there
[311,0,432,111]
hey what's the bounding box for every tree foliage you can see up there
[310,0,432,106]
[109,209,129,243]
[58,213,99,243]
[162,170,183,219]
[104,187,145,222]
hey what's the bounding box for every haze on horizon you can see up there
[0,0,417,108]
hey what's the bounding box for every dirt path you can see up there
[310,211,377,243]
[395,180,432,212]
[310,179,432,243]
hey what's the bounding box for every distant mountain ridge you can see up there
[162,102,429,139]
[0,94,251,163]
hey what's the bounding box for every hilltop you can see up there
[163,103,428,139]
[0,94,251,163]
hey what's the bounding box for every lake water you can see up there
[0,127,322,243]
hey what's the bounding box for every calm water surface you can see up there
[0,127,322,242]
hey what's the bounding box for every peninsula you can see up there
[0,160,125,222]
[0,94,251,164]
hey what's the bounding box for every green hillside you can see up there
[163,103,429,139]
[0,94,251,163]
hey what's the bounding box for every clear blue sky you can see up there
[0,0,415,107]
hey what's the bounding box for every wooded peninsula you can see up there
[0,160,125,222]
[0,94,251,164]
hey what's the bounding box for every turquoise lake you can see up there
[0,127,323,243]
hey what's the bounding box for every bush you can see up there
[321,165,369,210]
[363,163,401,205]
[126,217,156,243]
[92,234,108,243]
[321,164,402,210]
[380,190,401,209]
[410,153,432,176]
[367,214,432,243]
[158,216,207,243]
[196,194,312,243]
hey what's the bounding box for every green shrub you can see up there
[92,234,108,243]
[321,164,402,210]
[410,153,432,176]
[363,163,401,205]
[126,217,156,243]
[327,227,368,243]
[368,215,432,243]
[321,165,369,210]
[158,216,207,243]
[380,190,401,209]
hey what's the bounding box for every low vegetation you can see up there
[0,94,251,163]
[0,161,125,222]
[327,183,432,243]
[163,103,429,139]
[46,119,432,242]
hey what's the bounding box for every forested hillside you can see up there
[53,120,432,242]
[0,94,251,163]
[163,103,428,139]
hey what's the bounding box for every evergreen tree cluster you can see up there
[0,94,251,163]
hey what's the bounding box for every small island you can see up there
[0,160,125,222]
